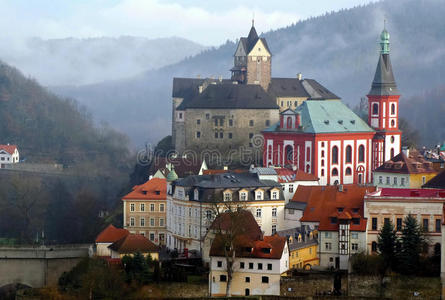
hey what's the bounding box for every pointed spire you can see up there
[369,26,398,96]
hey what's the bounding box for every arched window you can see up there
[391,120,395,127]
[268,145,272,159]
[345,167,352,175]
[306,164,311,173]
[321,160,325,167]
[390,148,395,158]
[287,117,292,129]
[358,145,365,162]
[332,168,338,176]
[345,145,352,163]
[321,169,325,176]
[332,146,339,164]
[321,150,325,158]
[391,103,395,115]
[285,145,293,164]
[372,103,379,115]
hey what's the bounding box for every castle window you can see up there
[321,169,324,176]
[345,167,352,175]
[391,120,395,127]
[391,103,396,115]
[321,150,325,158]
[228,133,233,139]
[287,117,292,129]
[179,112,183,119]
[219,131,223,139]
[214,132,218,139]
[332,168,338,176]
[206,113,210,120]
[249,120,254,127]
[372,103,379,115]
[196,131,200,138]
[229,119,233,126]
[332,146,339,164]
[249,133,254,139]
[358,145,365,162]
[214,119,218,126]
[346,145,352,163]
[321,160,324,167]
[220,119,224,126]
[197,119,200,125]
[265,120,270,127]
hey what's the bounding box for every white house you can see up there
[0,144,19,168]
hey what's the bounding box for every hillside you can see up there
[52,0,445,147]
[1,36,206,86]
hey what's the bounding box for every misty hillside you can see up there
[52,0,445,147]
[0,61,130,176]
[0,36,206,86]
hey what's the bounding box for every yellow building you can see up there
[278,228,319,270]
[373,149,437,189]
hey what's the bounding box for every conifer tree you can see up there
[377,219,398,272]
[398,214,425,275]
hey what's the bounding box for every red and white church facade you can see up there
[262,28,402,185]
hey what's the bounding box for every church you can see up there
[171,22,339,163]
[262,28,402,185]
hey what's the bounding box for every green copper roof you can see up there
[380,28,390,54]
[264,100,374,134]
[166,168,178,182]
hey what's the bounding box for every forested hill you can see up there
[0,61,130,174]
[52,0,445,147]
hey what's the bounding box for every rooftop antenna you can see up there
[252,12,255,27]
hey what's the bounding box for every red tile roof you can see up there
[296,185,376,231]
[375,149,437,174]
[149,157,204,178]
[122,178,166,200]
[275,168,318,183]
[108,234,159,254]
[367,188,445,198]
[210,233,286,260]
[210,210,262,241]
[0,145,17,155]
[203,169,247,175]
[95,224,129,243]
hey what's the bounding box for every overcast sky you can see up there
[1,0,376,45]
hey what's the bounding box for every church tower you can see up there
[231,21,272,90]
[368,27,402,170]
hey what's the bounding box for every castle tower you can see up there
[368,27,402,170]
[231,21,271,90]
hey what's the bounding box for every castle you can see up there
[171,22,339,164]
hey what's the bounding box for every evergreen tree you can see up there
[377,219,398,272]
[398,214,425,275]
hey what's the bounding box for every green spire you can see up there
[166,165,178,182]
[380,22,390,54]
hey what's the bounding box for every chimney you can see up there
[402,146,409,157]
[297,73,302,80]
[219,75,222,82]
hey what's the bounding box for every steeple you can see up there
[247,24,259,51]
[369,27,398,96]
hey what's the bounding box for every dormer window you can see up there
[255,190,264,200]
[194,189,199,200]
[261,248,271,254]
[224,191,232,202]
[337,207,344,213]
[155,190,160,195]
[331,217,338,224]
[239,191,248,201]
[271,190,279,200]
[352,218,360,225]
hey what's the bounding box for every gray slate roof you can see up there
[285,201,307,210]
[369,53,399,96]
[268,78,339,99]
[182,83,278,109]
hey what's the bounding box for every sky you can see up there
[0,0,377,45]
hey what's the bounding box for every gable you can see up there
[235,40,246,57]
[247,39,271,57]
[0,150,10,156]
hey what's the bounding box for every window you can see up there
[240,262,245,269]
[206,210,213,220]
[130,217,135,227]
[351,232,358,239]
[379,176,383,184]
[159,218,164,227]
[150,204,155,212]
[220,119,224,126]
[287,117,292,129]
[150,233,155,241]
[178,112,183,119]
[140,203,145,212]
[436,219,441,232]
[345,167,352,175]
[214,131,218,139]
[384,218,390,225]
[219,131,223,139]
[372,217,378,230]
[331,217,337,224]
[249,133,254,139]
[401,178,405,186]
[245,277,250,283]
[325,242,332,250]
[256,208,262,218]
[271,191,279,200]
[267,263,272,270]
[220,275,227,282]
[396,218,402,231]
[358,145,365,162]
[371,241,377,252]
[217,261,222,267]
[255,191,263,200]
[159,204,164,212]
[206,113,210,120]
[229,119,233,126]
[272,208,277,217]
[272,225,277,235]
[324,232,332,238]
[345,145,352,163]
[224,192,232,201]
[249,120,254,127]
[386,177,390,185]
[130,203,135,212]
[332,146,338,164]
[228,132,232,139]
[258,263,263,270]
[391,103,395,115]
[140,218,145,227]
[240,192,247,201]
[289,184,294,193]
[262,276,269,284]
[197,119,201,125]
[393,177,397,185]
[150,218,155,227]
[422,176,426,185]
[423,219,429,232]
[249,262,254,269]
[265,120,270,127]
[196,131,201,138]
[332,168,338,176]
[390,148,394,159]
[372,103,379,115]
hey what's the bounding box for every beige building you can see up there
[95,224,130,257]
[122,178,167,245]
[364,188,445,255]
[209,234,288,297]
